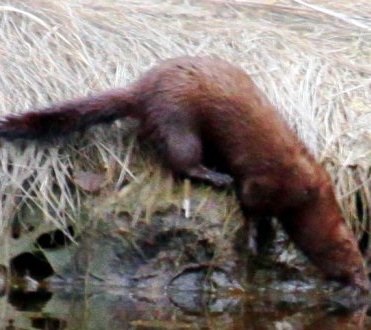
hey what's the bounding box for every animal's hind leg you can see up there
[186,164,233,188]
[162,129,233,188]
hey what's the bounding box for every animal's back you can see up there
[133,56,304,178]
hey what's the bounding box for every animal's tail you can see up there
[0,88,138,140]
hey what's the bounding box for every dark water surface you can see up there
[1,284,370,330]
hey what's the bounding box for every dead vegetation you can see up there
[0,0,370,237]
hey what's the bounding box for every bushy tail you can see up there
[0,88,138,140]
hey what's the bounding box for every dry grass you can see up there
[0,0,370,235]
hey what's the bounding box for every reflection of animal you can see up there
[0,56,368,291]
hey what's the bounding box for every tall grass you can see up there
[0,0,370,235]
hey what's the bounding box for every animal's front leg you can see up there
[242,210,275,256]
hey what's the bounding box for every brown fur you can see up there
[0,56,368,290]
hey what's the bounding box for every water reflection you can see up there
[304,307,367,330]
[8,290,52,311]
[0,287,369,329]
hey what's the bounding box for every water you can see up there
[1,284,370,329]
